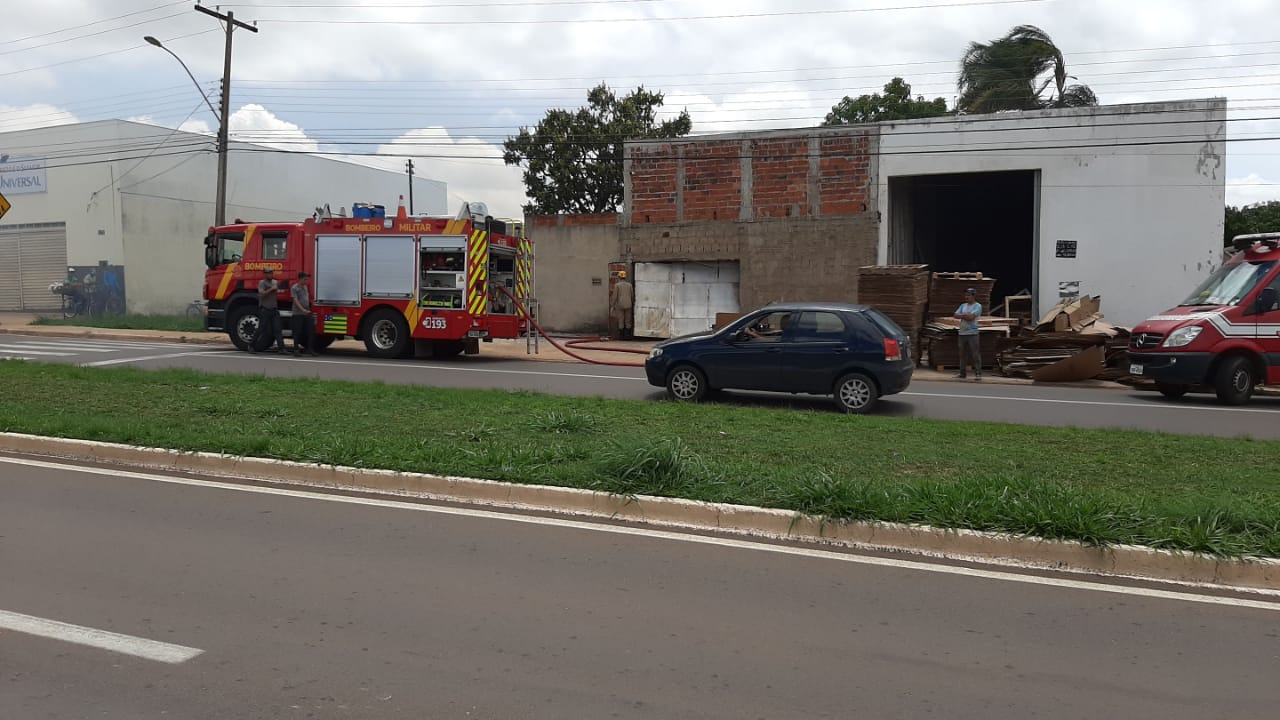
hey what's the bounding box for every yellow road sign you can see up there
[0,191,10,220]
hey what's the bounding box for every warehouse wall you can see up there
[877,99,1227,327]
[1,120,450,314]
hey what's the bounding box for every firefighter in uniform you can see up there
[610,270,634,340]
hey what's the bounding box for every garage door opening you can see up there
[0,222,69,312]
[634,261,740,338]
[888,170,1039,309]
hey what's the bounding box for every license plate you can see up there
[1129,363,1144,376]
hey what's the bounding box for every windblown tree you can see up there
[503,84,692,214]
[956,25,1097,114]
[822,77,948,125]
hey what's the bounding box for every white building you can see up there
[0,120,446,314]
[877,99,1227,326]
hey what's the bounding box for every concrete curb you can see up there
[4,432,1277,593]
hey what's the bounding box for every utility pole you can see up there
[406,159,415,214]
[195,3,257,226]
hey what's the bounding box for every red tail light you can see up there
[883,338,901,361]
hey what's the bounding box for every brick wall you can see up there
[626,126,878,226]
[528,214,621,332]
[750,137,811,219]
[530,213,620,228]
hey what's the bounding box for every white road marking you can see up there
[81,352,204,367]
[8,342,121,353]
[0,346,73,356]
[0,608,204,664]
[903,390,1280,415]
[3,455,1277,612]
[218,352,647,381]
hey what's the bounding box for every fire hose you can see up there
[495,285,647,367]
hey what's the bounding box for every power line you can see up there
[0,11,193,57]
[0,1,189,47]
[252,0,1052,24]
[0,29,221,79]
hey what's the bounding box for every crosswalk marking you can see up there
[3,342,120,353]
[0,346,75,356]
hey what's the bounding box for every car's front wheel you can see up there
[834,372,878,414]
[1156,382,1189,399]
[666,365,708,402]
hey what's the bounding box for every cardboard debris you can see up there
[1029,344,1106,383]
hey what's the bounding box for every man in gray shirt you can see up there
[251,267,287,354]
[954,287,982,380]
[291,271,317,356]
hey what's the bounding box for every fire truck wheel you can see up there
[227,304,265,352]
[364,309,410,358]
[1155,382,1189,399]
[1213,355,1255,406]
[311,335,336,352]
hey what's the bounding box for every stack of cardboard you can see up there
[856,265,930,354]
[920,317,1017,370]
[927,272,996,319]
[995,297,1132,381]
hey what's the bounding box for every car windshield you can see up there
[1179,260,1276,306]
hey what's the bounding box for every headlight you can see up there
[648,347,664,359]
[1163,326,1203,348]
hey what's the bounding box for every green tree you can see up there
[1225,200,1280,246]
[503,84,692,214]
[956,24,1097,114]
[822,77,948,126]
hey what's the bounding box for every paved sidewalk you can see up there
[0,312,1134,389]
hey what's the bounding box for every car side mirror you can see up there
[1252,286,1278,315]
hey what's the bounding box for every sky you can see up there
[3,0,1279,219]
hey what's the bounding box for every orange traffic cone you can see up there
[396,194,408,221]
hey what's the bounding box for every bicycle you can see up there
[186,299,208,320]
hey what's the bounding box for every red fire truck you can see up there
[202,202,532,358]
[1128,233,1280,405]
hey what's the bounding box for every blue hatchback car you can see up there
[644,303,913,413]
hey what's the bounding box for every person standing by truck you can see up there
[291,271,317,356]
[251,267,287,354]
[954,287,982,380]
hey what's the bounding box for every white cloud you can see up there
[0,103,78,133]
[1227,173,1280,207]
[374,128,528,219]
[228,104,319,152]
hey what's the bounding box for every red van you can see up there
[1128,233,1280,405]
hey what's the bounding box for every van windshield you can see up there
[1180,260,1276,306]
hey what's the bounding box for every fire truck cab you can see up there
[1128,233,1280,405]
[202,201,531,358]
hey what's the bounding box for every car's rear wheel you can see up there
[666,365,707,402]
[1214,355,1255,406]
[834,372,878,414]
[1155,382,1189,399]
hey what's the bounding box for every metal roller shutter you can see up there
[0,222,68,311]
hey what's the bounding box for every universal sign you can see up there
[0,155,47,195]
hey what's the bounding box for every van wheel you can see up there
[1214,356,1255,406]
[666,365,707,402]
[834,372,878,414]
[364,309,410,359]
[1155,382,1189,399]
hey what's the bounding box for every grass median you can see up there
[1,361,1278,558]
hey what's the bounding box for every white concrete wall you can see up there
[876,99,1227,327]
[0,120,449,313]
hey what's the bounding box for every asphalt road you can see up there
[4,333,1280,439]
[3,456,1278,719]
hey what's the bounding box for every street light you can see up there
[144,35,229,226]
